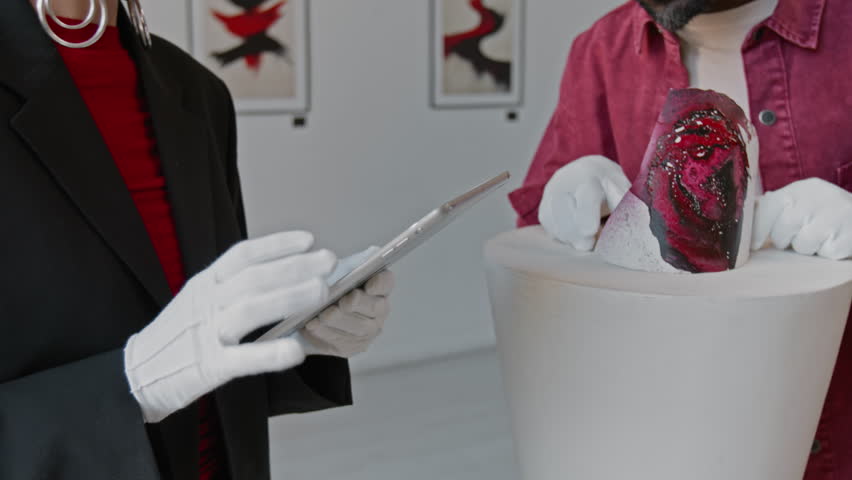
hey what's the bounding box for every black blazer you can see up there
[0,3,351,479]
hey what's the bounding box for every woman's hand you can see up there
[294,247,395,358]
[295,270,394,358]
[124,231,336,423]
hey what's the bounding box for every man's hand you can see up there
[752,178,852,260]
[538,155,631,251]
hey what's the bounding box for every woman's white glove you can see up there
[752,178,852,260]
[124,231,336,423]
[538,155,631,251]
[324,246,380,286]
[294,247,395,358]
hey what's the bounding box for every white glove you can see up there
[751,178,852,260]
[295,248,394,358]
[124,231,336,423]
[324,246,381,286]
[538,155,631,251]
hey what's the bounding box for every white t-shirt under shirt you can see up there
[675,0,779,192]
[676,0,779,119]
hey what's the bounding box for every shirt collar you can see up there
[764,0,826,49]
[632,0,826,53]
[632,4,660,54]
[632,3,683,54]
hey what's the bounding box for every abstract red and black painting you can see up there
[192,0,309,113]
[432,0,523,108]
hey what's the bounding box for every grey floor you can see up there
[269,347,519,479]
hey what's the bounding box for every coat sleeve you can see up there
[216,81,355,417]
[509,31,619,227]
[0,350,160,479]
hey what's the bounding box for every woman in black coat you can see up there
[0,1,393,479]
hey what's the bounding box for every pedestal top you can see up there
[485,227,852,298]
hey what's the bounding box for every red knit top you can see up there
[55,21,226,480]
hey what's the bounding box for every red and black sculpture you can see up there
[596,89,757,273]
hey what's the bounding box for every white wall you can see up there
[145,0,624,373]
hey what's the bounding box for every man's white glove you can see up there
[752,178,852,260]
[538,155,631,251]
[294,247,394,358]
[124,231,336,423]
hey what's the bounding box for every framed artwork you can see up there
[191,0,310,114]
[430,0,524,109]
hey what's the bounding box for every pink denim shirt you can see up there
[510,1,852,478]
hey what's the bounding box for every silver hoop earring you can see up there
[46,0,97,30]
[36,0,108,49]
[125,0,152,48]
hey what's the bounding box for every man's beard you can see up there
[635,0,710,31]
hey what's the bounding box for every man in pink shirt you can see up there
[512,0,852,478]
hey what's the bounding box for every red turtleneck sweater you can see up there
[55,22,226,480]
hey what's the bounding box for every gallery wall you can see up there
[145,0,625,373]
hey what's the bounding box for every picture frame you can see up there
[190,0,310,114]
[430,0,525,109]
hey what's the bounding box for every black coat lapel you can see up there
[0,1,172,308]
[120,20,274,480]
[121,17,218,278]
[120,20,229,479]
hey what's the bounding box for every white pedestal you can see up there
[485,227,852,480]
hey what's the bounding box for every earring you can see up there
[36,0,108,49]
[36,0,152,49]
[46,0,97,31]
[125,0,152,48]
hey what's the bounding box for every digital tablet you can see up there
[256,171,511,342]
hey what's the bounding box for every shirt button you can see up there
[759,110,777,126]
[811,439,822,455]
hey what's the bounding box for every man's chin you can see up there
[635,0,709,31]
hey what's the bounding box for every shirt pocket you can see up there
[838,160,852,191]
